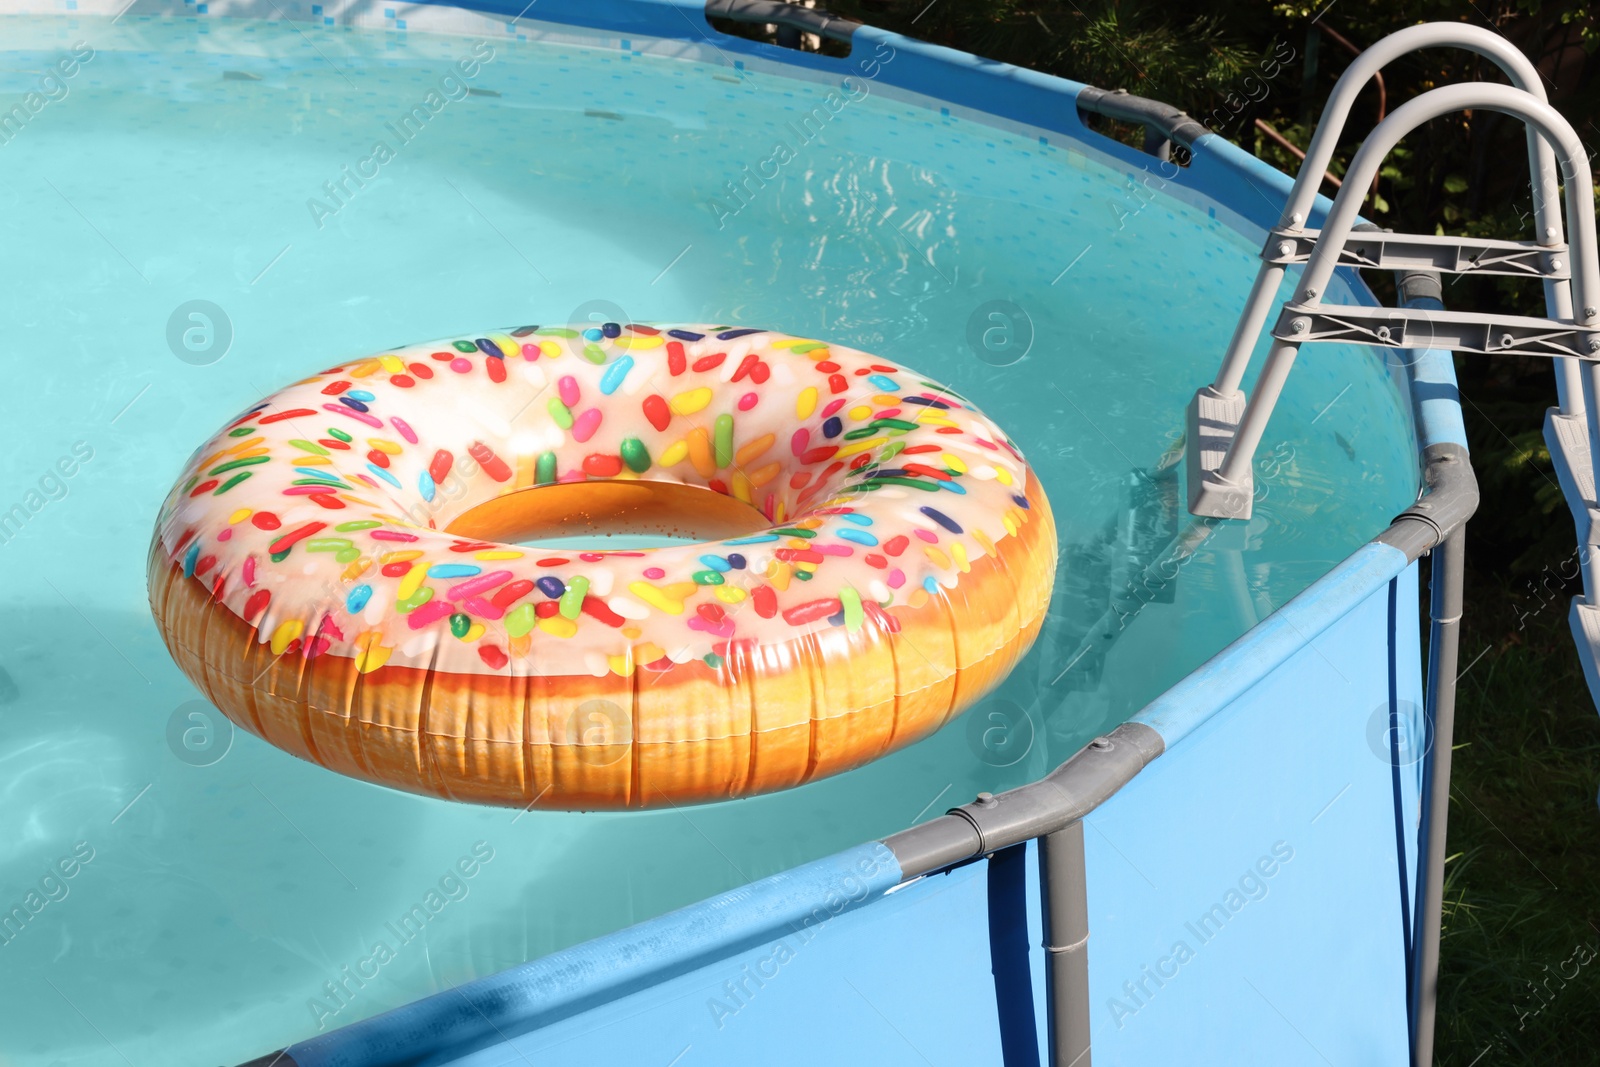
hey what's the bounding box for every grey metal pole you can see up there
[1411,524,1465,1067]
[1211,264,1288,396]
[1213,337,1303,489]
[1041,822,1092,1067]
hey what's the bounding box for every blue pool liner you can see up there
[283,842,903,1066]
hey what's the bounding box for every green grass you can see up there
[1434,359,1600,1062]
[1435,563,1600,1064]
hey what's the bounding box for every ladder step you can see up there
[1269,304,1600,359]
[1267,229,1570,279]
[1545,408,1596,512]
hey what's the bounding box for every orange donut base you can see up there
[149,472,1055,810]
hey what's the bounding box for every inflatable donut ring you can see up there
[147,324,1056,809]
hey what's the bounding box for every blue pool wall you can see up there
[200,2,1468,1065]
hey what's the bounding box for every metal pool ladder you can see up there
[1186,23,1599,524]
[1186,21,1600,689]
[1182,22,1600,1067]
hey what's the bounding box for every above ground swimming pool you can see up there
[0,3,1448,1065]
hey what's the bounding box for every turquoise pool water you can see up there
[0,12,1418,1065]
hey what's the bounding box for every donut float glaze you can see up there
[147,324,1056,809]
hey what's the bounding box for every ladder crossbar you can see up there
[1268,304,1600,360]
[1265,230,1570,279]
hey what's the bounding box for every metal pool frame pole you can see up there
[1415,524,1467,1067]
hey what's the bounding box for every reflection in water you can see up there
[0,734,125,867]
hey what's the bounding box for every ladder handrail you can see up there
[1281,24,1557,237]
[1209,23,1581,413]
[1294,85,1598,319]
[1212,82,1600,495]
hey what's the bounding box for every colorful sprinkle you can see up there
[642,394,671,432]
[619,437,651,473]
[599,354,635,395]
[670,387,712,416]
[572,407,603,443]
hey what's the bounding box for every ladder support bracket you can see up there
[1185,387,1255,520]
[1269,304,1600,360]
[1264,228,1570,279]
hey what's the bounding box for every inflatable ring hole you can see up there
[443,480,774,548]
